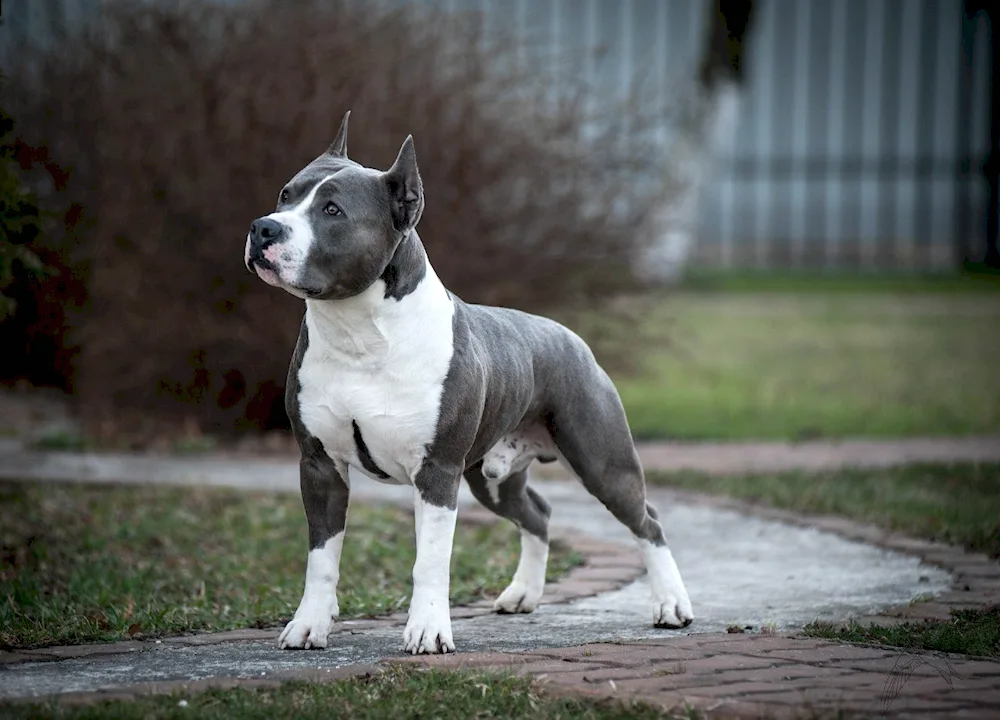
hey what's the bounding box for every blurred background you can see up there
[0,0,997,451]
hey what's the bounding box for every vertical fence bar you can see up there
[955,3,976,266]
[987,6,1000,268]
[860,0,886,268]
[655,0,667,144]
[585,0,598,120]
[914,0,939,270]
[790,0,812,268]
[808,0,833,269]
[621,0,633,134]
[841,0,867,269]
[514,0,527,73]
[770,0,798,269]
[826,0,848,268]
[876,0,903,268]
[753,0,777,271]
[550,0,562,108]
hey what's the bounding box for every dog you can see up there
[244,112,693,655]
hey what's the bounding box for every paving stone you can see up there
[949,660,1000,678]
[0,650,56,666]
[716,663,858,684]
[756,643,900,664]
[390,651,535,669]
[670,653,792,675]
[568,665,687,684]
[570,566,643,583]
[575,554,643,570]
[17,641,147,661]
[697,635,835,653]
[160,628,276,645]
[892,603,959,621]
[673,679,820,699]
[514,659,608,675]
[825,655,964,677]
[552,579,622,598]
[942,709,1000,720]
[575,642,717,665]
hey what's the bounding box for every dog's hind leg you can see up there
[465,464,551,613]
[548,380,694,629]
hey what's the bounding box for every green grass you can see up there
[807,606,1000,659]
[646,463,1000,558]
[612,291,1000,440]
[0,667,692,720]
[648,462,1000,657]
[0,481,582,649]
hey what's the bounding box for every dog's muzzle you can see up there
[245,217,287,272]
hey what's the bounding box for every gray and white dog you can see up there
[244,112,693,655]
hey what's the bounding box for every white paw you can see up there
[637,539,694,629]
[494,580,543,614]
[277,602,336,649]
[403,604,455,655]
[652,585,694,628]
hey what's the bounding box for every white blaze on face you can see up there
[259,173,340,286]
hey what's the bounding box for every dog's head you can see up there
[244,112,424,300]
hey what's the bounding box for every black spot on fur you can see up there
[352,419,390,479]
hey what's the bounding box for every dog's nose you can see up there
[249,217,285,246]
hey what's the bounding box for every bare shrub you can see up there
[6,0,669,434]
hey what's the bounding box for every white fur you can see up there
[278,533,344,649]
[404,491,457,654]
[481,424,554,481]
[637,538,694,628]
[296,261,455,485]
[494,530,548,613]
[265,173,339,286]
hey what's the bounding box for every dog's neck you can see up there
[304,231,451,365]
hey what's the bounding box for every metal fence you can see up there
[2,0,994,271]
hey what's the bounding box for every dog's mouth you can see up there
[252,262,283,288]
[247,257,325,298]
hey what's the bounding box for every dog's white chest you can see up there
[296,272,455,484]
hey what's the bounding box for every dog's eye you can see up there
[324,202,342,216]
[279,190,289,204]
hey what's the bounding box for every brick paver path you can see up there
[400,634,1000,719]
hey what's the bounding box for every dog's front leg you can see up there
[278,447,349,650]
[403,468,459,654]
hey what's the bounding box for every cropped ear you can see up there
[384,135,424,232]
[326,111,351,158]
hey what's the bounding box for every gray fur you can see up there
[284,318,350,550]
[465,465,551,541]
[422,298,665,545]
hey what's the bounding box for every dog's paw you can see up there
[494,580,543,614]
[652,589,694,629]
[403,606,455,655]
[277,602,336,649]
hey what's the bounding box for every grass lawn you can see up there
[0,481,582,649]
[647,462,1000,657]
[0,667,684,720]
[608,281,1000,440]
[808,606,1000,659]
